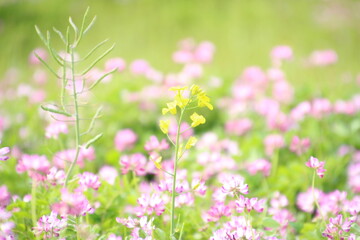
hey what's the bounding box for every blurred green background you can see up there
[0,0,360,98]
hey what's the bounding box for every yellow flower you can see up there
[198,93,213,110]
[159,120,170,134]
[190,112,206,127]
[162,101,177,115]
[190,84,213,110]
[175,93,190,109]
[190,84,202,95]
[153,156,162,170]
[185,136,197,149]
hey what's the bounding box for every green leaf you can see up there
[34,53,60,78]
[35,25,47,44]
[41,105,72,117]
[83,15,97,35]
[262,217,281,228]
[81,43,115,75]
[53,27,66,43]
[80,39,109,61]
[87,68,117,91]
[84,133,103,149]
[154,228,167,240]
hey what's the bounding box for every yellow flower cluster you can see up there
[159,85,213,136]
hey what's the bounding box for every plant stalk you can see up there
[64,48,81,186]
[170,109,184,238]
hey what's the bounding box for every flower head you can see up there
[52,188,94,216]
[120,153,147,176]
[33,212,67,239]
[190,112,206,127]
[159,120,170,134]
[114,129,137,152]
[306,156,326,178]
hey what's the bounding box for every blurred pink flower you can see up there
[136,193,165,216]
[45,122,68,139]
[105,58,126,72]
[114,129,137,151]
[172,50,193,63]
[310,98,332,118]
[235,195,266,213]
[225,119,252,136]
[204,202,232,222]
[144,136,169,153]
[296,187,323,213]
[16,154,51,181]
[266,112,293,132]
[0,185,11,208]
[176,192,194,207]
[290,101,311,121]
[120,153,147,176]
[309,50,338,66]
[264,134,285,156]
[272,80,294,104]
[242,66,268,87]
[99,166,118,185]
[194,41,215,63]
[116,216,154,239]
[267,68,285,81]
[130,59,150,75]
[334,100,356,115]
[53,147,95,169]
[221,175,249,197]
[348,162,360,193]
[270,45,293,66]
[246,159,271,177]
[33,69,48,84]
[52,188,94,216]
[78,172,101,191]
[290,136,311,156]
[46,167,65,186]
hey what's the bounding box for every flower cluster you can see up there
[52,188,94,216]
[322,214,357,240]
[116,216,155,240]
[306,156,326,178]
[33,212,67,239]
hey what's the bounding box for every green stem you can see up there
[64,48,81,186]
[31,180,37,229]
[311,171,324,221]
[170,109,184,238]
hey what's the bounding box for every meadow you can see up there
[0,0,359,239]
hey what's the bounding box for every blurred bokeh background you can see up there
[1,0,360,156]
[1,0,360,93]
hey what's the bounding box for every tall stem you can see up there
[170,109,184,238]
[31,180,37,228]
[64,48,81,186]
[311,171,324,221]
